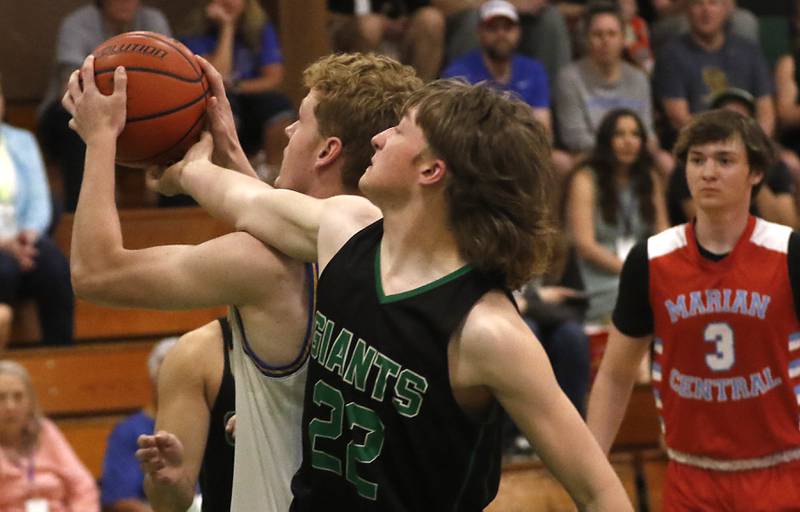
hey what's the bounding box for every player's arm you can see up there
[455,293,633,511]
[142,323,219,512]
[155,139,380,268]
[586,326,652,454]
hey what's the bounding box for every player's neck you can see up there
[694,206,750,254]
[380,206,464,293]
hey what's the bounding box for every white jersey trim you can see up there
[648,225,688,260]
[667,446,800,471]
[750,218,792,254]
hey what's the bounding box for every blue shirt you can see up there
[442,50,550,108]
[0,124,51,235]
[100,411,155,506]
[183,23,283,82]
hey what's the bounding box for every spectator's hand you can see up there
[136,431,185,485]
[196,56,254,175]
[538,286,587,305]
[225,414,236,441]
[147,132,213,196]
[62,55,127,145]
[0,236,36,271]
[206,1,237,26]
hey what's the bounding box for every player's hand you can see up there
[148,132,213,196]
[62,55,127,144]
[196,56,254,176]
[136,431,185,485]
[225,414,236,441]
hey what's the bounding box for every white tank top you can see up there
[227,264,315,512]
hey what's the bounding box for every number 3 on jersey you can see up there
[308,380,385,500]
[704,322,735,371]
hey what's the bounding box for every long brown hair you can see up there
[303,53,423,192]
[403,80,556,289]
[570,108,656,229]
[0,361,42,454]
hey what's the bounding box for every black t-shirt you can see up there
[667,162,796,225]
[613,230,800,337]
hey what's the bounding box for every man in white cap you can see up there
[442,1,574,176]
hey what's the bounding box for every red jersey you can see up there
[645,217,800,463]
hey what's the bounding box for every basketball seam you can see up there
[126,89,209,123]
[139,32,202,79]
[95,66,204,84]
[120,108,207,164]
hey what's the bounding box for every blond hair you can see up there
[303,53,423,191]
[0,360,42,453]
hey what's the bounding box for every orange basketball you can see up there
[92,31,209,168]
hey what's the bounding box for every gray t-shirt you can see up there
[40,4,171,110]
[554,59,654,153]
[653,33,773,114]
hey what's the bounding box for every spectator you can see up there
[100,338,178,512]
[181,0,295,176]
[0,360,99,511]
[0,305,10,350]
[443,0,574,174]
[619,0,654,73]
[38,0,171,212]
[564,109,669,324]
[441,0,572,89]
[328,0,446,80]
[653,0,774,138]
[668,87,799,228]
[555,2,673,175]
[0,74,73,346]
[650,0,759,49]
[774,49,800,192]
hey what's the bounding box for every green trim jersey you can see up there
[290,220,506,511]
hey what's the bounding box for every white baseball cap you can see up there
[479,0,519,23]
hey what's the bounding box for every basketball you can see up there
[91,31,209,168]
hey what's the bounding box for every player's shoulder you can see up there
[161,320,223,383]
[318,195,381,267]
[749,217,794,254]
[647,224,689,259]
[460,291,526,351]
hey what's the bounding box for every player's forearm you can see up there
[143,475,194,512]
[586,368,637,454]
[180,161,320,261]
[70,134,127,298]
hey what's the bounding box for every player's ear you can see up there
[317,136,342,167]
[420,158,446,186]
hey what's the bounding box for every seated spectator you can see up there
[774,49,800,192]
[555,2,673,175]
[619,0,654,73]
[0,304,10,350]
[0,74,73,346]
[181,0,294,180]
[653,0,773,138]
[441,0,572,89]
[100,337,178,512]
[564,109,669,324]
[650,0,759,49]
[668,88,799,228]
[38,0,171,212]
[328,0,446,80]
[443,0,573,174]
[0,360,99,511]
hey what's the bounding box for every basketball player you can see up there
[150,80,632,510]
[142,318,235,512]
[62,52,422,511]
[587,109,800,510]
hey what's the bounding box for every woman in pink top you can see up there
[0,360,99,512]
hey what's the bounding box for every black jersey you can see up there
[290,220,505,512]
[198,317,236,512]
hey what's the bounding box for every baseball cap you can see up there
[479,0,519,23]
[709,87,755,115]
